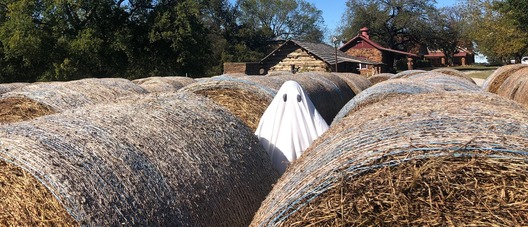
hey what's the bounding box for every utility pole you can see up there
[332,37,338,72]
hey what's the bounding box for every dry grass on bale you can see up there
[431,67,476,84]
[132,76,195,93]
[496,67,528,108]
[482,64,528,93]
[367,73,393,84]
[0,78,147,123]
[332,79,441,126]
[332,73,372,95]
[408,72,482,91]
[180,77,277,131]
[0,97,55,123]
[0,92,279,226]
[251,92,528,226]
[0,160,77,226]
[391,69,427,79]
[0,83,28,95]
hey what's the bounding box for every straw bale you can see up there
[332,79,440,125]
[267,71,293,77]
[496,67,528,108]
[180,77,277,131]
[391,70,427,79]
[367,73,393,84]
[0,78,147,123]
[252,92,528,226]
[0,92,279,226]
[331,73,372,95]
[132,76,195,93]
[408,72,482,91]
[0,83,28,95]
[483,64,528,93]
[430,68,476,84]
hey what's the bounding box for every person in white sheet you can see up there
[255,80,329,174]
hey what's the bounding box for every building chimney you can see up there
[360,27,369,39]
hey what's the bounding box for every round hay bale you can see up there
[496,67,528,108]
[332,79,440,125]
[0,92,279,226]
[331,73,372,95]
[408,72,482,91]
[367,73,393,84]
[430,68,476,84]
[391,70,427,79]
[180,77,277,131]
[0,83,28,95]
[132,76,195,93]
[482,64,528,93]
[267,71,293,77]
[0,78,147,123]
[251,92,528,226]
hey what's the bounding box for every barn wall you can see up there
[264,43,330,73]
[344,47,383,63]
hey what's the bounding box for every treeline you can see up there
[0,0,325,82]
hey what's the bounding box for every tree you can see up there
[339,0,437,51]
[237,0,325,42]
[463,0,528,63]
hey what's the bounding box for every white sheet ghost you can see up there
[255,80,329,174]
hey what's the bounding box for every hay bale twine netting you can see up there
[0,92,279,226]
[367,73,393,85]
[0,78,147,123]
[252,92,528,226]
[408,72,482,91]
[483,64,528,93]
[495,67,528,108]
[180,76,279,131]
[0,83,28,95]
[332,79,441,125]
[132,76,195,93]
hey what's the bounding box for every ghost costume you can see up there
[255,80,329,174]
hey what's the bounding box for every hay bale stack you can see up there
[408,72,482,91]
[483,64,528,93]
[0,83,28,95]
[0,78,147,123]
[180,77,278,131]
[331,73,372,95]
[367,73,393,84]
[0,92,279,226]
[495,67,528,107]
[430,68,476,84]
[391,69,427,79]
[332,79,440,125]
[132,76,195,93]
[252,92,528,226]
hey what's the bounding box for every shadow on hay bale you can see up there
[482,64,528,93]
[182,72,357,130]
[367,73,393,85]
[0,83,28,95]
[332,79,441,125]
[0,78,147,124]
[0,92,279,226]
[132,76,195,93]
[495,67,528,108]
[251,92,528,226]
[408,72,482,91]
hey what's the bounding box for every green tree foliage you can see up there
[339,0,436,51]
[237,0,325,42]
[463,0,528,63]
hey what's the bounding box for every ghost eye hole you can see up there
[283,94,287,102]
[297,94,302,102]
